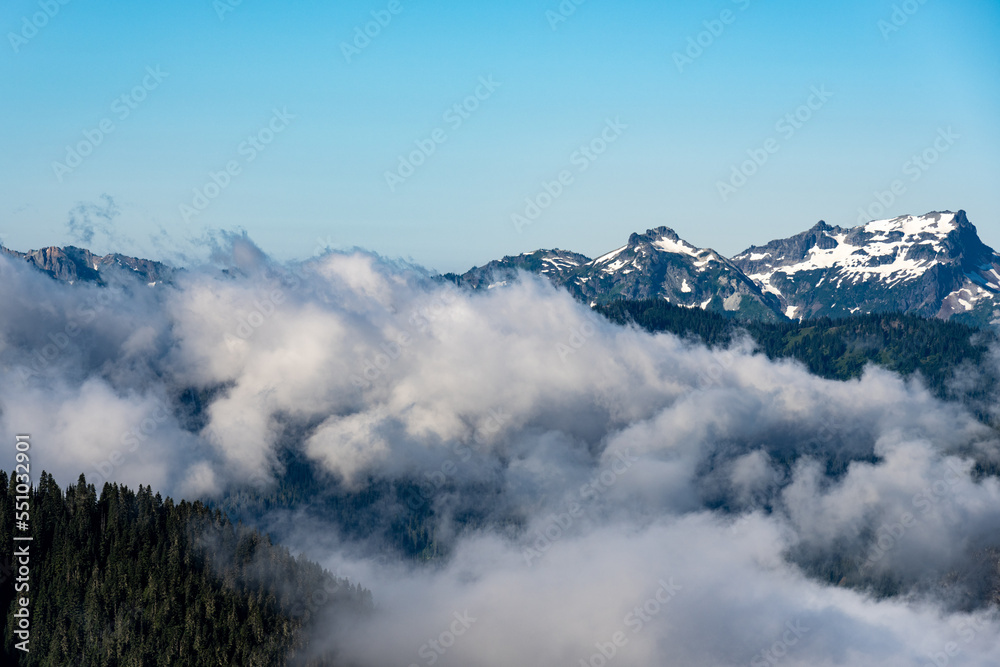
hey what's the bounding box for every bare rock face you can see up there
[1,245,174,286]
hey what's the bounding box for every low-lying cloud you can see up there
[1,234,999,665]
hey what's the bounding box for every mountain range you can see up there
[448,210,1000,327]
[4,210,998,326]
[0,244,173,286]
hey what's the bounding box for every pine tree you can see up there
[0,472,371,666]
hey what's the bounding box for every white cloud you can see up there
[2,239,1000,665]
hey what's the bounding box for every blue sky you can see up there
[2,0,998,273]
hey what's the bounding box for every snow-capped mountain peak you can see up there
[731,210,999,323]
[567,226,782,317]
[587,227,727,276]
[448,210,996,326]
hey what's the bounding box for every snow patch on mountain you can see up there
[592,246,627,266]
[940,284,992,315]
[541,256,584,274]
[752,213,958,287]
[733,211,1000,324]
[652,236,700,257]
[866,213,956,244]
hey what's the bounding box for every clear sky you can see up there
[2,0,998,273]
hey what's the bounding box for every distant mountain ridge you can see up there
[449,227,786,320]
[6,210,999,326]
[0,244,173,286]
[452,210,1000,326]
[730,211,1000,324]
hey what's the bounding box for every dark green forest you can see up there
[0,471,370,666]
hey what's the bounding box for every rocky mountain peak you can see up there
[732,211,999,324]
[1,244,174,286]
[810,220,833,232]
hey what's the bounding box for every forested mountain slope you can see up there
[0,471,370,666]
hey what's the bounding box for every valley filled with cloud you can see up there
[3,235,999,665]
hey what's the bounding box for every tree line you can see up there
[0,471,370,666]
